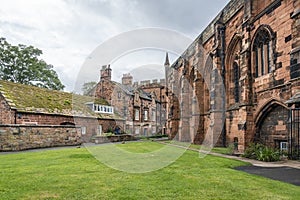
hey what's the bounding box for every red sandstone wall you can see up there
[0,125,82,151]
[0,94,15,124]
[166,0,297,151]
[14,112,119,142]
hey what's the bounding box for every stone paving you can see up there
[235,166,300,186]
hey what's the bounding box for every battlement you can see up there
[123,73,132,78]
[133,79,166,87]
[122,73,133,86]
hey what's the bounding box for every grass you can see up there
[0,142,299,199]
[0,80,123,120]
[163,140,230,154]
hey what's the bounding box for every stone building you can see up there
[0,80,123,145]
[165,0,300,153]
[90,65,166,136]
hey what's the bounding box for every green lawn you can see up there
[0,142,299,200]
[163,140,230,154]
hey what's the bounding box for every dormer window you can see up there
[86,102,113,114]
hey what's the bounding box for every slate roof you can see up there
[112,81,152,101]
[285,92,300,105]
[0,80,123,120]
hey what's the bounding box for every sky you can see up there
[0,0,230,92]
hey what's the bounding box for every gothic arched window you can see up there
[226,35,242,105]
[233,62,240,103]
[253,29,272,77]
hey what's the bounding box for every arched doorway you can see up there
[60,122,75,126]
[255,103,289,149]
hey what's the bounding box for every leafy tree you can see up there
[0,37,65,90]
[82,81,97,95]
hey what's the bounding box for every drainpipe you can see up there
[14,110,17,124]
[160,87,162,135]
[220,24,227,147]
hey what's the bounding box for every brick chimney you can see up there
[122,73,133,86]
[100,65,112,81]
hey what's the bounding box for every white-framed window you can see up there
[135,108,140,121]
[152,109,156,121]
[152,127,156,134]
[97,125,102,136]
[92,104,114,114]
[118,91,121,99]
[280,142,288,151]
[135,127,140,134]
[144,110,148,121]
[81,126,86,135]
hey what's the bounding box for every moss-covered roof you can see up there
[0,80,123,120]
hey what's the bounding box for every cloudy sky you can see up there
[0,0,229,92]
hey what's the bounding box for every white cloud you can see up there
[0,0,229,92]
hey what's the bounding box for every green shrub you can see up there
[243,143,264,159]
[225,144,235,155]
[243,143,281,162]
[107,127,113,134]
[104,132,115,136]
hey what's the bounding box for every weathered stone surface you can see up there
[91,66,167,136]
[94,134,135,144]
[165,0,298,152]
[0,125,82,151]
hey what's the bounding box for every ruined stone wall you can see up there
[15,112,75,125]
[0,94,15,124]
[165,0,298,151]
[0,124,82,151]
[14,112,118,142]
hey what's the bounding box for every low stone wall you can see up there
[0,124,82,151]
[94,134,135,144]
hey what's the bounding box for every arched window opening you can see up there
[253,29,272,77]
[233,62,240,103]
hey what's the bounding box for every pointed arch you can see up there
[251,24,276,78]
[225,34,242,105]
[254,99,289,147]
[254,98,288,125]
[225,33,243,68]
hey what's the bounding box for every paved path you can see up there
[235,166,300,186]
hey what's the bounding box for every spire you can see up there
[164,52,170,67]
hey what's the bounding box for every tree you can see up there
[82,81,97,95]
[0,37,65,90]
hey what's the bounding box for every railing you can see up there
[289,109,300,159]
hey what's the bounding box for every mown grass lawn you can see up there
[163,140,230,154]
[0,142,299,200]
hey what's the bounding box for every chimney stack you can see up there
[100,65,112,81]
